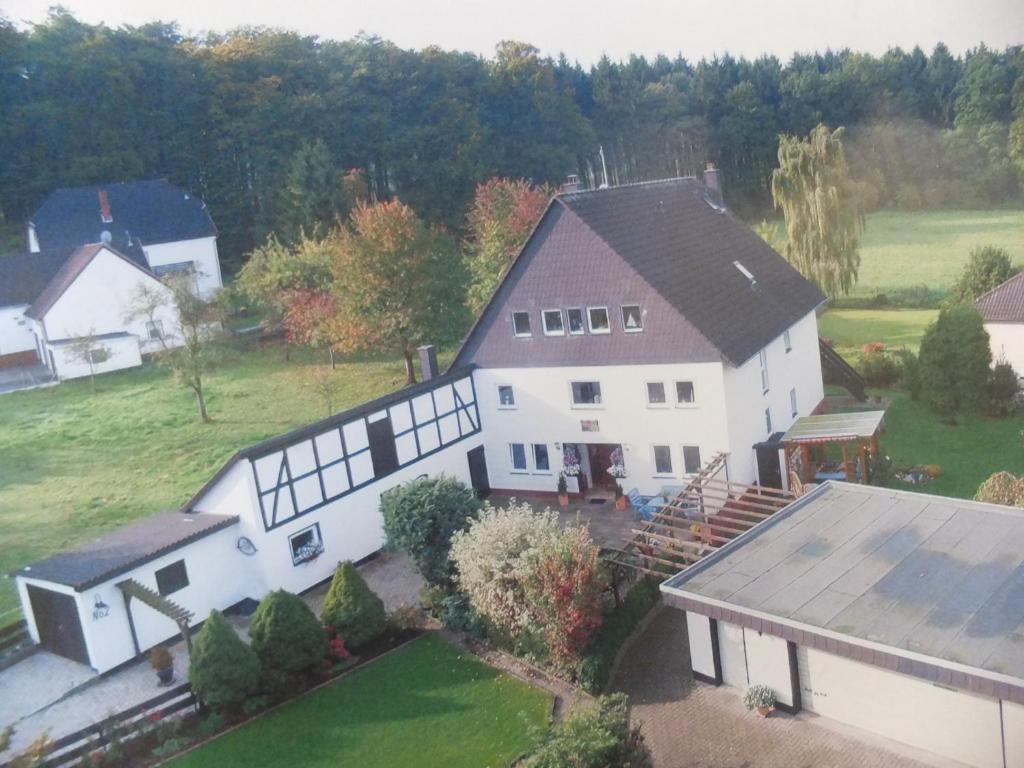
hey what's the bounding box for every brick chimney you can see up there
[703,163,724,208]
[418,345,439,381]
[98,190,113,224]
[560,174,581,194]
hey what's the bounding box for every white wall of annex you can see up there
[0,305,36,355]
[474,362,729,496]
[722,310,823,485]
[41,248,181,356]
[1004,699,1024,768]
[984,322,1024,376]
[47,335,142,381]
[143,237,223,299]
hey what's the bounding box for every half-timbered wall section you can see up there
[247,370,480,531]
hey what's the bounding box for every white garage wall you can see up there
[1003,700,1024,767]
[743,629,794,707]
[718,620,748,689]
[686,613,716,680]
[798,645,1004,768]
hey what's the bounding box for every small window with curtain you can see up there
[653,445,674,475]
[289,524,324,566]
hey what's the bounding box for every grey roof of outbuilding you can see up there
[0,248,77,307]
[31,179,216,252]
[561,178,825,365]
[14,511,238,590]
[663,482,1024,684]
[976,272,1024,323]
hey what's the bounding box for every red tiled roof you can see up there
[976,272,1024,324]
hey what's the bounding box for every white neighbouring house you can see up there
[976,271,1024,376]
[0,180,222,380]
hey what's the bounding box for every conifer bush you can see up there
[249,590,327,692]
[320,562,387,649]
[188,610,261,712]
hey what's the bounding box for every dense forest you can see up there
[1,10,1022,271]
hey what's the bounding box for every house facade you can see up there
[976,271,1024,376]
[0,180,222,381]
[454,171,827,496]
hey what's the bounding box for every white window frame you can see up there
[509,442,528,473]
[620,304,644,333]
[566,307,585,335]
[790,387,798,418]
[682,445,702,475]
[542,308,565,336]
[587,306,611,334]
[512,311,532,338]
[784,329,792,353]
[146,319,164,340]
[289,523,324,566]
[570,380,603,408]
[759,349,769,393]
[652,444,674,477]
[645,381,668,407]
[497,384,516,410]
[532,443,551,474]
[765,406,773,435]
[674,380,696,407]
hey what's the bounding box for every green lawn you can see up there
[0,344,446,620]
[818,308,937,364]
[877,392,1024,500]
[170,634,552,768]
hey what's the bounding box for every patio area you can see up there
[487,490,636,550]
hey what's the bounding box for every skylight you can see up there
[733,261,756,287]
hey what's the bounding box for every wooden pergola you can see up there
[606,453,795,579]
[782,410,886,487]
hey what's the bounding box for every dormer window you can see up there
[621,304,643,332]
[512,311,532,337]
[734,261,756,288]
[542,309,565,336]
[587,307,610,334]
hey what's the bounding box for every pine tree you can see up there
[320,562,387,649]
[249,590,327,691]
[188,610,260,711]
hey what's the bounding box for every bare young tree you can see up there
[302,365,344,418]
[66,328,109,394]
[127,276,223,423]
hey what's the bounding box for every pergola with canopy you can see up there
[782,410,886,487]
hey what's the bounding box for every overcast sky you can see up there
[2,0,1022,64]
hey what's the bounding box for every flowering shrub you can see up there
[525,524,606,668]
[743,684,776,711]
[562,446,581,477]
[327,636,351,662]
[450,502,562,635]
[862,341,886,354]
[607,446,627,478]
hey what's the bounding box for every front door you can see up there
[466,446,490,499]
[756,445,783,488]
[27,585,89,665]
[587,444,619,490]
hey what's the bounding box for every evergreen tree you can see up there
[249,590,327,692]
[951,246,1017,303]
[771,124,864,298]
[188,610,260,711]
[282,138,341,240]
[320,562,387,649]
[917,305,992,414]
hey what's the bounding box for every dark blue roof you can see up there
[31,180,217,252]
[0,248,76,307]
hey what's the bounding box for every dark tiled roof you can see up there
[0,248,76,307]
[558,178,825,366]
[14,511,238,590]
[976,272,1024,323]
[25,243,156,320]
[31,180,216,252]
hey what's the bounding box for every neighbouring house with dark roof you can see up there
[453,167,827,494]
[0,180,221,383]
[976,271,1024,377]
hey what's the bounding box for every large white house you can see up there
[0,180,223,381]
[977,271,1024,375]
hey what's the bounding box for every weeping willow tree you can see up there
[771,125,864,298]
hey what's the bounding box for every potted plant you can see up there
[614,483,628,510]
[150,646,174,685]
[557,473,569,507]
[743,684,776,717]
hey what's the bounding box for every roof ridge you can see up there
[557,175,701,198]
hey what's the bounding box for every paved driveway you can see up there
[612,607,950,768]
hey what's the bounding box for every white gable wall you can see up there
[48,334,142,381]
[722,310,823,483]
[40,247,180,356]
[984,322,1024,376]
[143,237,223,299]
[0,305,37,356]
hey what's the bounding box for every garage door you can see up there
[797,645,1003,768]
[27,585,89,666]
[717,621,748,689]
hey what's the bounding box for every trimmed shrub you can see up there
[917,305,992,414]
[857,350,900,387]
[987,361,1020,417]
[380,476,482,586]
[320,562,387,649]
[523,693,652,768]
[188,610,260,712]
[576,578,661,694]
[249,590,327,692]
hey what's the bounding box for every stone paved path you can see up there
[612,606,948,768]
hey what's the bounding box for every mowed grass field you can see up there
[170,634,552,768]
[818,308,937,365]
[0,344,446,620]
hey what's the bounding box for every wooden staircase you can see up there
[819,338,867,401]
